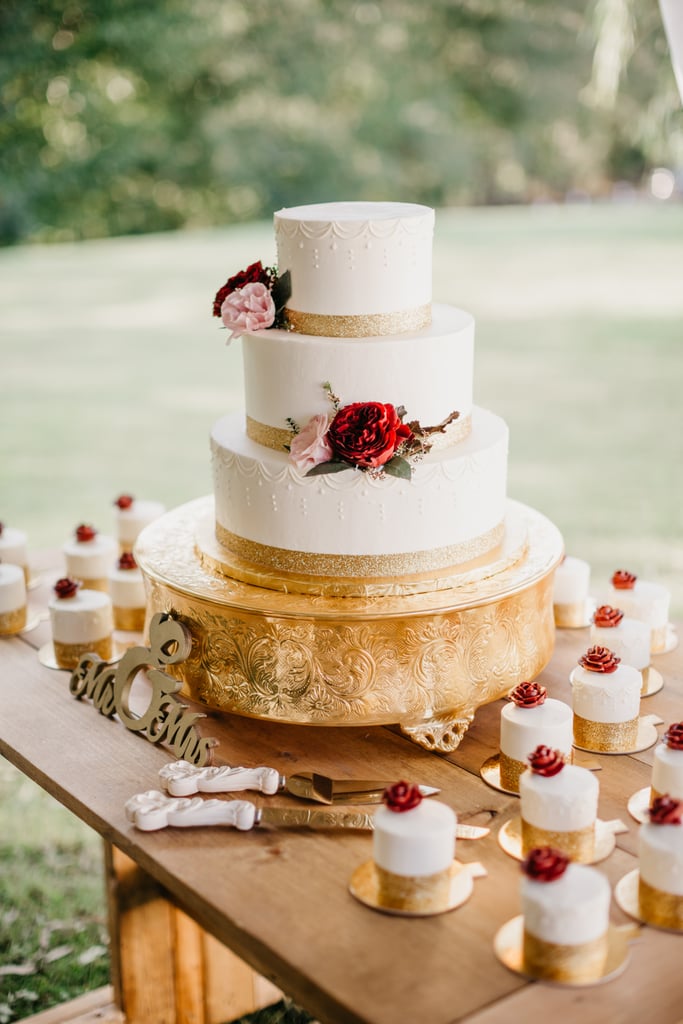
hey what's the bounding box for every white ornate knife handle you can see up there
[126,790,258,831]
[158,760,282,797]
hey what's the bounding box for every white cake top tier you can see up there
[275,202,434,333]
[63,533,117,578]
[500,697,573,763]
[0,563,27,613]
[373,799,456,877]
[590,616,650,671]
[116,500,166,545]
[652,743,683,800]
[522,862,611,945]
[639,819,683,895]
[0,526,28,567]
[571,661,642,723]
[553,555,590,604]
[607,580,670,629]
[519,763,599,832]
[108,566,147,609]
[49,588,113,644]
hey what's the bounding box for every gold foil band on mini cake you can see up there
[521,820,595,862]
[553,601,587,628]
[214,521,505,578]
[74,577,109,593]
[375,863,452,913]
[113,607,146,632]
[638,875,683,930]
[0,606,27,635]
[573,714,639,753]
[283,303,432,338]
[246,413,473,453]
[523,930,608,983]
[53,636,113,670]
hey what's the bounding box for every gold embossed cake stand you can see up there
[135,497,563,752]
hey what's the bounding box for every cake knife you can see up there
[126,790,489,838]
[158,760,440,805]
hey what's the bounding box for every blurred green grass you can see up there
[2,202,682,611]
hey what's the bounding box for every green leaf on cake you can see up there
[305,460,350,477]
[383,456,412,479]
[272,269,292,311]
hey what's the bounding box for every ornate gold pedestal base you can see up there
[135,497,563,752]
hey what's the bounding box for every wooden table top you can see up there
[2,553,683,1024]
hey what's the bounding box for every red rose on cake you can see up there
[383,780,423,812]
[327,402,413,469]
[522,846,569,882]
[212,261,272,317]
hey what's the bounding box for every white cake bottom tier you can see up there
[211,406,508,578]
[241,304,474,452]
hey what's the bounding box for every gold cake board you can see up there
[135,497,563,752]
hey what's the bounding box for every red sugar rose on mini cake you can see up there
[528,745,565,777]
[75,524,97,543]
[593,605,624,628]
[649,795,683,825]
[612,569,637,590]
[114,494,134,510]
[118,552,137,570]
[664,723,683,751]
[522,846,569,882]
[578,645,620,673]
[383,780,423,812]
[509,681,547,708]
[54,577,79,598]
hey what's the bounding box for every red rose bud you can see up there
[212,261,272,317]
[327,402,413,469]
[383,780,423,813]
[612,569,636,590]
[528,745,565,777]
[664,723,683,751]
[510,681,547,708]
[54,577,79,599]
[522,846,569,883]
[118,552,137,570]
[649,796,683,826]
[75,524,97,542]
[578,645,620,673]
[593,605,624,628]
[115,494,134,510]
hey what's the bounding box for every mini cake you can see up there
[372,781,456,913]
[553,555,590,628]
[651,724,683,805]
[499,681,573,793]
[608,570,670,655]
[0,563,27,634]
[519,747,599,862]
[638,796,683,930]
[590,605,651,693]
[571,645,642,752]
[108,552,147,631]
[48,578,114,669]
[521,847,611,982]
[114,494,165,552]
[63,524,117,591]
[0,522,29,583]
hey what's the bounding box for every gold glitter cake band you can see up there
[113,606,146,632]
[523,930,608,983]
[375,863,452,913]
[553,600,587,628]
[573,713,638,753]
[214,521,505,578]
[0,606,27,635]
[521,820,595,862]
[283,303,432,338]
[499,751,573,794]
[73,577,109,593]
[638,875,683,930]
[53,636,113,671]
[246,413,473,453]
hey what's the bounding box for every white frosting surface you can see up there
[522,863,611,945]
[520,764,599,831]
[652,743,683,800]
[373,799,456,876]
[571,663,642,723]
[49,588,113,644]
[0,563,27,612]
[242,304,474,432]
[0,526,28,568]
[639,821,683,895]
[275,202,434,318]
[590,617,651,670]
[553,556,590,604]
[116,500,166,545]
[211,407,508,566]
[108,567,147,608]
[607,580,670,630]
[500,698,573,763]
[63,534,117,579]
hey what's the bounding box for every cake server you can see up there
[158,760,440,805]
[126,790,489,838]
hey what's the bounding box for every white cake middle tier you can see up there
[211,406,508,578]
[242,304,474,452]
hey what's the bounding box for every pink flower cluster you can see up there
[289,413,333,473]
[220,282,275,341]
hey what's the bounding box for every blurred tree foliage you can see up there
[0,0,679,245]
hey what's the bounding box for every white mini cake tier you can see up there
[608,581,670,649]
[242,304,474,449]
[211,406,508,577]
[275,202,434,326]
[49,588,114,644]
[500,698,574,764]
[590,617,650,671]
[116,500,166,548]
[373,800,456,877]
[519,764,599,832]
[571,663,642,723]
[522,862,611,945]
[639,821,683,896]
[553,556,590,604]
[0,564,26,613]
[652,744,683,801]
[0,526,28,571]
[63,534,117,581]
[108,566,147,609]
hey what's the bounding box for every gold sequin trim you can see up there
[523,929,608,983]
[553,600,587,628]
[375,863,452,913]
[53,636,113,670]
[521,819,595,862]
[638,874,683,930]
[113,606,146,632]
[499,753,527,794]
[284,303,432,338]
[0,606,27,635]
[73,577,110,593]
[214,521,504,578]
[246,413,472,453]
[573,713,638,753]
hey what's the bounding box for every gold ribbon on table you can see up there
[113,606,146,632]
[246,413,472,453]
[375,863,452,913]
[284,303,432,338]
[638,875,683,930]
[573,713,638,753]
[521,819,595,862]
[0,606,27,635]
[523,929,608,983]
[553,600,587,628]
[53,636,113,671]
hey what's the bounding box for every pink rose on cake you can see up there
[289,414,334,473]
[220,282,276,340]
